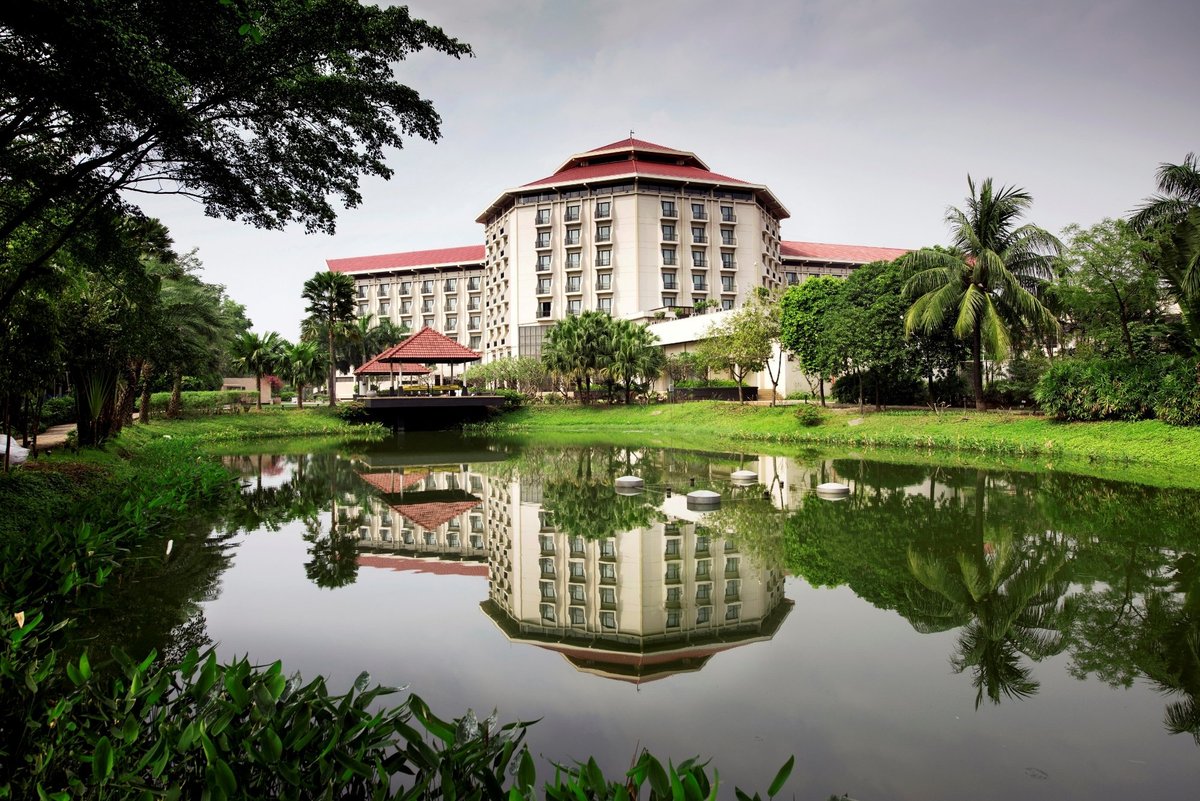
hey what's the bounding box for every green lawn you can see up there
[478,402,1200,488]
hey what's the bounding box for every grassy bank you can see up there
[475,402,1200,487]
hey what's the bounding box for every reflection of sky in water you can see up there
[197,448,1200,801]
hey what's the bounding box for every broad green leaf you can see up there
[767,755,794,797]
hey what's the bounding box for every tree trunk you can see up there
[971,321,986,410]
[139,362,153,423]
[297,382,305,410]
[255,372,263,411]
[857,370,864,415]
[3,394,11,472]
[874,371,882,412]
[21,393,31,447]
[168,372,183,418]
[327,323,337,408]
[819,376,826,407]
[30,391,43,459]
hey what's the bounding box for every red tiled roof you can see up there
[357,471,428,495]
[326,245,484,274]
[523,159,751,189]
[357,555,488,578]
[780,241,910,264]
[583,137,685,156]
[377,327,481,364]
[355,355,429,376]
[391,499,481,531]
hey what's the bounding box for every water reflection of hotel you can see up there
[343,456,792,683]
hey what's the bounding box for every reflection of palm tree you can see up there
[303,528,360,589]
[908,538,1075,707]
[1137,553,1200,744]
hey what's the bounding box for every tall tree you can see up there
[301,271,356,407]
[701,304,774,404]
[0,0,471,315]
[230,330,283,411]
[903,177,1062,410]
[279,340,323,410]
[1130,153,1200,233]
[779,277,843,406]
[604,319,664,404]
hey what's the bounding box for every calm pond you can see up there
[88,434,1200,799]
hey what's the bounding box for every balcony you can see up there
[536,284,552,297]
[564,209,580,222]
[720,283,735,294]
[662,280,678,290]
[534,238,552,250]
[595,231,611,243]
[720,259,737,270]
[692,235,708,244]
[536,261,551,273]
[720,235,737,247]
[661,205,678,219]
[692,259,708,269]
[595,204,612,219]
[661,231,677,242]
[692,209,707,221]
[692,282,708,292]
[721,211,737,223]
[535,212,551,226]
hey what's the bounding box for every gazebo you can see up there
[373,327,482,394]
[355,355,428,395]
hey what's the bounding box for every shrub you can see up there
[494,388,524,411]
[795,404,824,427]
[1155,359,1200,425]
[985,356,1049,408]
[832,370,924,406]
[147,391,255,417]
[335,401,372,424]
[1034,356,1200,424]
[675,378,739,388]
[40,394,76,427]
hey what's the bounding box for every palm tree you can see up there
[279,340,323,409]
[604,319,664,403]
[903,177,1061,410]
[230,330,283,410]
[156,276,228,418]
[1130,153,1200,233]
[301,271,356,407]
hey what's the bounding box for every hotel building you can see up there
[327,138,907,380]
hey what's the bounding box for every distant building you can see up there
[327,138,908,385]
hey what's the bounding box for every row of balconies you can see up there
[535,278,614,296]
[534,203,613,227]
[661,227,738,247]
[660,203,738,224]
[358,278,482,299]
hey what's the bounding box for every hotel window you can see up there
[423,316,434,328]
[692,273,707,291]
[721,276,734,292]
[565,228,581,246]
[720,205,736,222]
[536,277,551,294]
[468,276,481,291]
[537,254,551,271]
[445,317,457,331]
[569,607,585,625]
[667,586,682,605]
[692,296,707,308]
[691,202,706,220]
[379,301,390,315]
[667,610,681,628]
[445,297,458,311]
[422,532,435,546]
[566,251,581,269]
[538,301,552,318]
[721,299,734,310]
[470,534,483,549]
[357,303,367,316]
[661,200,677,217]
[540,604,556,622]
[726,557,740,575]
[535,208,551,225]
[662,247,677,265]
[720,228,735,246]
[400,281,412,295]
[535,233,551,248]
[596,273,612,291]
[725,579,740,599]
[696,535,709,554]
[444,278,457,292]
[356,285,367,298]
[467,297,480,310]
[595,224,611,242]
[662,295,676,307]
[692,250,706,268]
[600,562,616,582]
[402,317,412,329]
[469,335,481,349]
[691,226,706,244]
[469,315,481,330]
[401,299,412,314]
[421,280,434,294]
[569,584,585,603]
[600,611,616,629]
[377,283,389,297]
[600,539,615,558]
[725,604,741,621]
[600,586,616,606]
[565,204,580,222]
[570,537,584,555]
[696,583,712,602]
[665,563,681,582]
[721,252,735,269]
[595,200,611,218]
[595,297,610,314]
[569,561,585,579]
[567,299,582,315]
[566,275,581,293]
[787,271,800,285]
[665,538,680,556]
[697,559,711,578]
[697,606,711,624]
[661,223,677,241]
[539,581,555,599]
[421,299,434,313]
[595,249,612,267]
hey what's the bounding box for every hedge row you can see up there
[1034,356,1200,425]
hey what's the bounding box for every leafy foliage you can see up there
[1034,356,1200,424]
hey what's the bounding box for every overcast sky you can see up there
[135,0,1200,339]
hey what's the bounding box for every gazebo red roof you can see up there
[391,499,482,530]
[355,355,429,376]
[377,327,482,365]
[357,471,428,494]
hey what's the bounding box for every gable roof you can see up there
[357,471,429,495]
[392,499,482,531]
[327,245,484,274]
[355,355,429,376]
[780,241,910,264]
[377,327,482,364]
